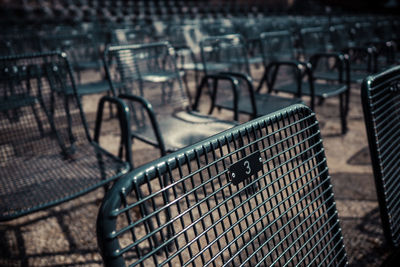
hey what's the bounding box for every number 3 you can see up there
[244,160,251,175]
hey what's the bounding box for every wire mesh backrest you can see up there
[329,25,352,51]
[200,34,249,75]
[299,27,328,57]
[375,20,394,42]
[0,32,42,56]
[167,24,205,53]
[0,52,90,166]
[352,22,376,47]
[97,104,348,267]
[260,31,296,63]
[361,65,400,247]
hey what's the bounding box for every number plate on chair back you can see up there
[229,150,263,185]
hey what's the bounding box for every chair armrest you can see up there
[94,95,133,167]
[118,93,167,156]
[192,74,241,121]
[219,71,258,118]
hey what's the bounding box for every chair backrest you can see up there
[97,104,348,266]
[352,22,377,47]
[200,34,250,75]
[0,32,42,56]
[299,27,329,58]
[167,24,205,53]
[104,42,189,113]
[0,52,91,165]
[41,33,102,70]
[112,27,149,45]
[329,24,352,51]
[362,65,400,247]
[260,30,296,63]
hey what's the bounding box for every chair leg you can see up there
[339,93,347,134]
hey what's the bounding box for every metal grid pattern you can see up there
[200,34,249,76]
[260,30,297,62]
[259,30,299,87]
[106,42,189,113]
[0,52,130,221]
[362,65,400,247]
[299,27,329,58]
[97,104,348,266]
[104,42,236,154]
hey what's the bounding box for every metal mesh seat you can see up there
[97,104,348,266]
[104,42,237,160]
[0,52,131,221]
[362,65,400,247]
[259,30,350,134]
[194,34,302,121]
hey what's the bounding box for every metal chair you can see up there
[258,30,350,134]
[97,103,348,266]
[0,52,131,221]
[362,65,400,248]
[103,42,237,163]
[193,34,302,122]
[328,24,376,82]
[41,33,110,96]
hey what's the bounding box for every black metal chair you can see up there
[97,103,348,266]
[362,65,400,248]
[0,52,131,221]
[193,34,302,122]
[103,42,237,162]
[258,30,350,134]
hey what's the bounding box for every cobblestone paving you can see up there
[0,71,394,266]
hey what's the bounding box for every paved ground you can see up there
[0,69,396,266]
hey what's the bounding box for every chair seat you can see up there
[275,82,348,98]
[314,70,367,83]
[141,71,184,83]
[73,61,101,71]
[0,142,130,221]
[0,94,37,111]
[229,56,263,65]
[177,62,204,71]
[217,93,303,116]
[204,62,232,72]
[131,111,237,152]
[55,80,111,95]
